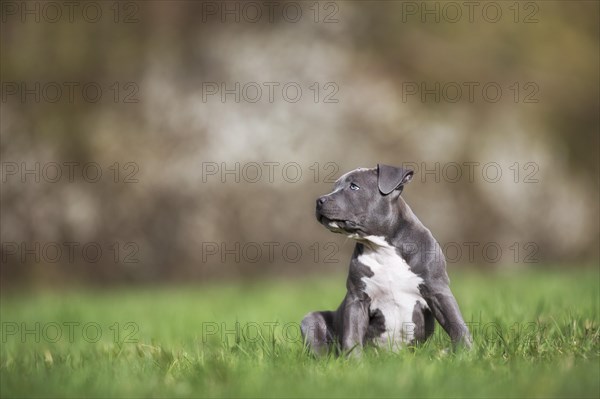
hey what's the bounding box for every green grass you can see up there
[1,268,599,398]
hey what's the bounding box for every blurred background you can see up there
[1,0,598,288]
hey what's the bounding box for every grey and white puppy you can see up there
[301,164,472,355]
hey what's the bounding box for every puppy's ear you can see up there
[377,164,414,195]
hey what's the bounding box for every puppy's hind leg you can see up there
[301,311,337,356]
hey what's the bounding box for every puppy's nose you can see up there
[316,196,327,208]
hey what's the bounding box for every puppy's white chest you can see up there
[358,237,427,347]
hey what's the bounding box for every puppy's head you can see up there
[315,164,413,238]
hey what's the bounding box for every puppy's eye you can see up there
[350,183,360,191]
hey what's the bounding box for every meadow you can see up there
[1,267,598,398]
